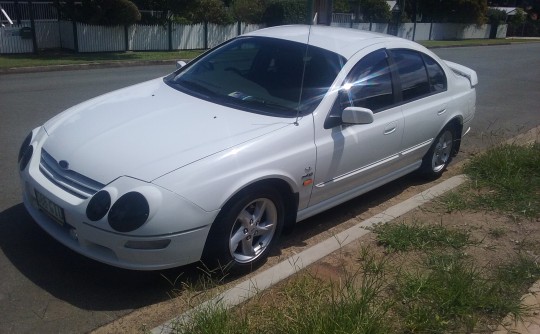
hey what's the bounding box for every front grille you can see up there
[39,149,105,199]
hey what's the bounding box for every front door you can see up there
[310,48,404,206]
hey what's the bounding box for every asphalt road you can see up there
[0,43,539,333]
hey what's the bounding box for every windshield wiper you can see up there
[171,79,215,99]
[240,97,296,113]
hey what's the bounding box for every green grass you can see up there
[394,252,535,333]
[0,49,204,69]
[168,142,540,333]
[173,250,394,334]
[172,244,540,334]
[447,143,540,218]
[371,220,474,252]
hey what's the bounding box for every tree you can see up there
[185,0,233,23]
[232,0,265,23]
[487,8,507,24]
[510,7,527,25]
[358,0,391,22]
[55,0,141,25]
[263,0,306,26]
[416,0,488,24]
[131,0,233,24]
[333,0,351,12]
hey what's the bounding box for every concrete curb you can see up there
[151,174,468,334]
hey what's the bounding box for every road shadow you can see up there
[0,173,434,313]
[0,204,200,311]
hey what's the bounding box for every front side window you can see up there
[340,49,394,112]
[164,36,345,117]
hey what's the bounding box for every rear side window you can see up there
[340,49,394,112]
[422,54,447,93]
[391,50,430,102]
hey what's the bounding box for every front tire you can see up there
[201,186,284,274]
[420,127,455,178]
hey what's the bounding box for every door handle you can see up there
[384,122,397,135]
[437,109,447,115]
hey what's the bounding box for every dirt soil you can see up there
[93,127,540,334]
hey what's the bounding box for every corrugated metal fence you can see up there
[0,20,265,53]
[330,13,508,40]
[0,2,509,54]
[1,1,60,52]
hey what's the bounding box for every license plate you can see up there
[35,190,66,226]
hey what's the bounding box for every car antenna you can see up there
[294,13,317,126]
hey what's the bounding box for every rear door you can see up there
[388,48,452,165]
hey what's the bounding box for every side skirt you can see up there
[296,160,422,222]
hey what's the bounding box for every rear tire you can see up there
[201,186,284,274]
[420,127,455,178]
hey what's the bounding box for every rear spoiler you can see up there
[444,60,478,88]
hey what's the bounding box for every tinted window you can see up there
[340,49,394,112]
[392,50,430,102]
[164,36,345,117]
[422,54,447,93]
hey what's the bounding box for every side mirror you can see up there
[176,60,187,69]
[342,107,374,125]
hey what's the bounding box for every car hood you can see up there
[42,78,291,184]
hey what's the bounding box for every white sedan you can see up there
[18,25,477,272]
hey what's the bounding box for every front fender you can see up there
[153,117,316,212]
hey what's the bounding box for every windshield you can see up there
[164,36,345,117]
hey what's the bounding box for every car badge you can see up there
[59,160,69,170]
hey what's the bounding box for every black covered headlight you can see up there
[108,192,149,232]
[18,132,32,163]
[18,132,33,171]
[86,190,111,221]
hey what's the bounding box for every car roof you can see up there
[245,25,412,59]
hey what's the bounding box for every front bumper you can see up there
[19,129,218,271]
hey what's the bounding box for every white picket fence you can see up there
[0,21,265,53]
[0,20,508,54]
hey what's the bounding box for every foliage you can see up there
[184,0,234,24]
[333,0,351,13]
[510,7,527,26]
[416,0,488,24]
[131,0,195,17]
[359,0,391,22]
[231,0,265,23]
[487,8,508,25]
[55,0,141,25]
[263,0,307,26]
[131,0,234,24]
